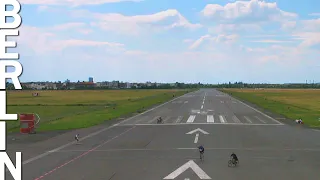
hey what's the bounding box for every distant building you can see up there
[75,82,95,88]
[89,77,93,83]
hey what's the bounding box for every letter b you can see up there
[0,0,22,29]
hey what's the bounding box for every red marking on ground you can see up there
[34,126,135,180]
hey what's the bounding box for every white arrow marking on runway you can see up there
[163,160,211,179]
[194,133,199,143]
[186,128,209,135]
[187,128,209,144]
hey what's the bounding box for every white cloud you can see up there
[189,34,238,49]
[293,32,320,47]
[52,22,86,31]
[250,39,295,43]
[20,0,143,6]
[87,9,202,35]
[281,21,296,30]
[208,23,262,33]
[17,26,124,54]
[300,18,320,32]
[201,0,297,23]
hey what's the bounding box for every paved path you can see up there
[5,89,320,180]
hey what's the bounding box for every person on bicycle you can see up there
[158,117,162,123]
[75,134,79,142]
[230,152,238,163]
[198,145,204,154]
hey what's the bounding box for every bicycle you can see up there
[157,118,163,124]
[228,158,238,167]
[199,151,204,161]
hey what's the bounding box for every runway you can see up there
[6,89,320,180]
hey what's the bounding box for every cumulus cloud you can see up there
[208,23,262,34]
[20,0,143,6]
[86,9,202,35]
[201,0,297,23]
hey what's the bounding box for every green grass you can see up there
[7,89,193,132]
[221,88,320,127]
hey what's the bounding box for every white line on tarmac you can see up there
[232,116,241,123]
[219,115,226,123]
[147,116,159,123]
[194,133,199,143]
[118,123,284,126]
[255,116,266,124]
[50,147,320,153]
[21,90,198,166]
[230,94,284,125]
[186,115,196,123]
[176,116,183,123]
[207,115,214,123]
[244,116,253,123]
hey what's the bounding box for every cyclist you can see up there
[157,117,163,123]
[198,145,204,159]
[230,152,238,164]
[75,134,79,142]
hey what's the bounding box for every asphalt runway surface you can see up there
[5,89,320,180]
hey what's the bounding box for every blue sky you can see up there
[14,0,320,83]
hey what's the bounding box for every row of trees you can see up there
[5,82,320,90]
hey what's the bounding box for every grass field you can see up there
[6,89,191,132]
[221,88,320,127]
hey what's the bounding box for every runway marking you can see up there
[119,123,284,126]
[186,128,209,135]
[175,116,183,123]
[163,160,211,179]
[34,126,135,180]
[186,115,196,123]
[232,116,241,123]
[219,115,226,123]
[134,116,150,124]
[255,116,266,124]
[163,116,171,123]
[50,147,320,153]
[207,115,214,123]
[244,116,253,123]
[147,116,159,123]
[230,94,284,125]
[22,90,197,166]
[194,133,199,143]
